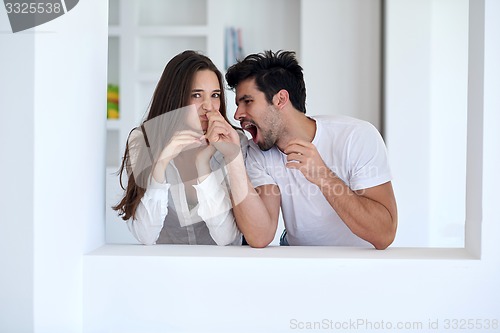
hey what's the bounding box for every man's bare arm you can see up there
[321,177,397,249]
[285,139,397,249]
[225,151,280,248]
[205,110,280,247]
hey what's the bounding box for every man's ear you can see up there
[273,89,289,110]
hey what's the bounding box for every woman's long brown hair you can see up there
[112,50,230,221]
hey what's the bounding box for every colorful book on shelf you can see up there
[107,84,120,119]
[224,26,244,70]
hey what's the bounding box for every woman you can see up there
[113,50,247,245]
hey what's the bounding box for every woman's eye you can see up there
[192,93,201,98]
[212,93,220,98]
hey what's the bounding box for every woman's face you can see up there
[189,69,222,133]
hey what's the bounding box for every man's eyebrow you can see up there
[237,94,252,102]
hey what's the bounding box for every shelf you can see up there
[105,128,120,168]
[137,0,207,26]
[137,35,207,72]
[137,82,157,119]
[106,119,121,130]
[108,26,121,36]
[136,72,162,83]
[108,0,119,26]
[137,26,209,36]
[107,36,119,85]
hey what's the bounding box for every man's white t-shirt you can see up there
[245,115,392,246]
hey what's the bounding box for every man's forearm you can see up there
[318,171,397,249]
[225,152,277,247]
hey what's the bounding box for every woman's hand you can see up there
[195,143,217,182]
[153,130,204,183]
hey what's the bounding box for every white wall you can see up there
[0,9,35,333]
[385,0,468,247]
[385,0,431,246]
[32,1,108,329]
[428,0,469,246]
[0,1,108,332]
[301,0,381,129]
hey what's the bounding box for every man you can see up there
[205,50,397,249]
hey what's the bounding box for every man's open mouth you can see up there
[242,121,258,142]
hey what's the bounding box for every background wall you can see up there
[301,0,381,129]
[385,0,469,247]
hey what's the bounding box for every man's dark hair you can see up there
[225,50,307,113]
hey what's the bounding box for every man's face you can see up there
[233,78,282,151]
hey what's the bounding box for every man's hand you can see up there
[284,139,332,186]
[285,139,397,250]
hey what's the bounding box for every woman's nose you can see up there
[201,98,213,112]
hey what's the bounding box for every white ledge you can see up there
[86,244,477,260]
